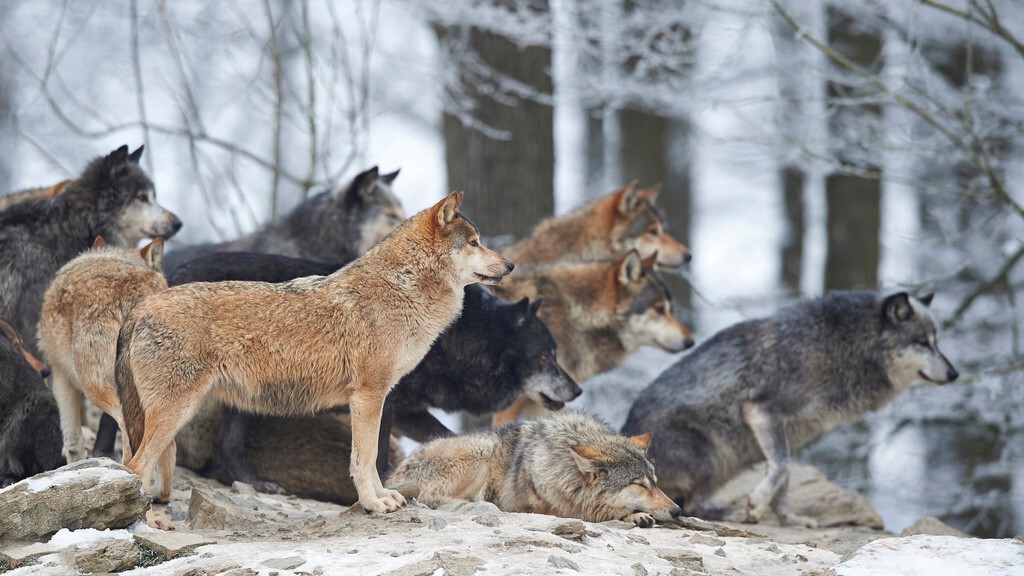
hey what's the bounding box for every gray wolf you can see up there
[0,179,71,212]
[622,291,960,527]
[0,319,63,486]
[491,250,694,425]
[116,191,513,518]
[387,410,683,527]
[168,251,578,490]
[162,165,403,273]
[38,237,168,468]
[501,181,690,271]
[0,145,181,357]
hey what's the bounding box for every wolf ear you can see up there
[0,319,20,345]
[92,236,106,249]
[434,191,463,228]
[616,180,641,215]
[919,293,934,307]
[571,445,603,474]
[627,432,653,451]
[381,168,400,185]
[883,292,914,324]
[640,252,658,270]
[347,166,380,199]
[104,145,130,173]
[638,183,661,202]
[139,237,164,272]
[529,296,543,316]
[617,250,643,285]
[128,145,145,164]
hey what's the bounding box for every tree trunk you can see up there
[440,4,554,239]
[780,166,805,294]
[823,7,883,291]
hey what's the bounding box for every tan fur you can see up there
[501,181,690,270]
[491,251,692,425]
[388,411,680,527]
[0,180,71,212]
[37,238,167,471]
[117,192,513,519]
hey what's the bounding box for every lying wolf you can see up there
[501,181,690,271]
[0,320,62,486]
[168,251,579,487]
[163,165,402,273]
[38,237,167,467]
[388,411,682,527]
[0,145,180,357]
[116,192,513,522]
[622,292,959,527]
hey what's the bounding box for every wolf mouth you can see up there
[540,394,566,410]
[475,273,504,284]
[918,370,943,384]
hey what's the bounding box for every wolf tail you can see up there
[115,320,145,454]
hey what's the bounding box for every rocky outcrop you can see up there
[0,459,148,543]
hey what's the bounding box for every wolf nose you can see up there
[40,366,51,379]
[947,367,959,382]
[682,338,695,349]
[169,216,183,235]
[505,261,515,274]
[570,382,583,399]
[684,252,692,263]
[670,506,683,519]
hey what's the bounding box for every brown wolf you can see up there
[115,192,513,519]
[491,251,694,425]
[38,237,168,468]
[388,411,683,527]
[501,181,690,271]
[0,180,71,212]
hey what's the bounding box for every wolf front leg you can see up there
[349,390,407,513]
[741,402,817,528]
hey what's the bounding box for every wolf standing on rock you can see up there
[116,192,513,520]
[0,145,181,356]
[623,292,959,527]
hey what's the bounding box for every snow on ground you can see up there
[46,527,133,548]
[0,465,134,495]
[833,535,1024,576]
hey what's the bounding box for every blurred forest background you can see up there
[1,0,1022,537]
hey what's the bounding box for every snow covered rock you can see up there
[0,459,148,543]
[833,535,1024,576]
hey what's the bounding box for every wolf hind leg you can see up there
[52,371,86,463]
[151,440,177,504]
[771,483,818,528]
[742,402,798,525]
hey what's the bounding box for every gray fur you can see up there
[0,145,180,356]
[622,291,959,526]
[163,166,403,272]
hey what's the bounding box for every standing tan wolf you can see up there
[388,411,683,527]
[491,251,694,424]
[501,181,690,270]
[116,192,513,520]
[38,237,167,468]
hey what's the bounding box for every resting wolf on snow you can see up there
[388,411,682,527]
[622,292,959,527]
[116,192,513,523]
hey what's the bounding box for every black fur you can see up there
[165,251,577,486]
[0,325,62,486]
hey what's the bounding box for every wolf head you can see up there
[0,319,48,379]
[609,182,690,271]
[881,292,959,390]
[501,296,581,410]
[414,192,513,287]
[340,166,406,255]
[72,145,182,247]
[91,236,165,274]
[571,431,682,525]
[616,250,695,354]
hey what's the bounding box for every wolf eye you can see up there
[654,303,667,314]
[138,194,150,204]
[631,479,646,487]
[647,228,658,236]
[469,239,479,248]
[916,339,930,348]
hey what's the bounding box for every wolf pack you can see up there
[0,145,960,533]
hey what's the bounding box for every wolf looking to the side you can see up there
[116,192,513,522]
[37,237,168,470]
[388,411,683,528]
[162,165,403,273]
[622,292,960,527]
[0,145,181,357]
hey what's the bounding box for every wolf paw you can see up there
[361,493,406,514]
[252,480,282,495]
[377,487,407,507]
[624,512,656,528]
[62,441,87,464]
[146,508,175,531]
[779,511,818,529]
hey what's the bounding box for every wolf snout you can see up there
[946,366,959,382]
[167,215,183,236]
[670,506,683,519]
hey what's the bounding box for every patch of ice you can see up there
[21,466,133,494]
[833,535,1024,576]
[48,527,133,548]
